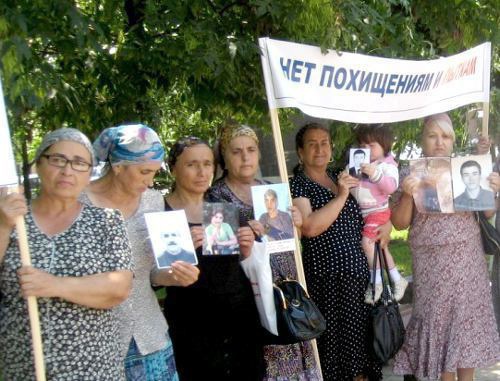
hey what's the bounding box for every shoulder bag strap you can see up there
[371,243,381,302]
[377,242,397,303]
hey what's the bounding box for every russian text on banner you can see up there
[259,38,491,123]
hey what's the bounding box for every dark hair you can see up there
[460,160,481,175]
[212,207,224,215]
[354,124,394,156]
[167,136,213,192]
[167,136,211,170]
[353,149,366,157]
[293,122,330,175]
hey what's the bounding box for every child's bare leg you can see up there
[362,236,376,270]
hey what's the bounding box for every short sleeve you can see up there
[290,174,308,199]
[103,209,133,272]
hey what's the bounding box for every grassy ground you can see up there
[389,228,413,277]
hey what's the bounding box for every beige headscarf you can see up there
[219,119,259,156]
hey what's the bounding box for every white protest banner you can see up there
[0,76,18,186]
[259,38,491,123]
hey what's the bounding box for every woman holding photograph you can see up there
[205,207,238,254]
[391,113,500,381]
[208,121,321,381]
[163,136,264,381]
[84,124,199,380]
[0,128,133,380]
[289,122,387,381]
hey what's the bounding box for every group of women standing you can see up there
[1,114,500,381]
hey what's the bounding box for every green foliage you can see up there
[0,0,498,190]
[389,238,413,276]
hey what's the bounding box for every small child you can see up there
[350,124,408,304]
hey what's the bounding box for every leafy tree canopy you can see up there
[0,0,498,190]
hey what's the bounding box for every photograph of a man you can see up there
[156,230,197,268]
[144,210,198,269]
[258,189,293,241]
[453,159,495,212]
[349,148,369,178]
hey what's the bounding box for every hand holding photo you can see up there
[251,183,296,254]
[409,157,453,213]
[202,202,240,255]
[348,148,370,179]
[144,210,198,269]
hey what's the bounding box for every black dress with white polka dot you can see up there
[290,167,382,381]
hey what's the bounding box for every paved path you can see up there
[382,361,500,380]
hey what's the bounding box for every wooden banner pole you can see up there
[268,107,322,377]
[482,102,490,138]
[9,186,46,380]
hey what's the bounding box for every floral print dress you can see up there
[0,205,132,380]
[393,166,500,380]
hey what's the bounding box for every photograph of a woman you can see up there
[203,203,239,255]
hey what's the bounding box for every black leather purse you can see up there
[369,242,405,364]
[475,211,500,256]
[265,255,326,345]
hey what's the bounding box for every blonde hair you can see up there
[423,113,455,140]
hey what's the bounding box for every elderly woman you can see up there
[391,113,500,381]
[84,124,199,380]
[208,122,321,381]
[289,122,387,381]
[0,128,133,380]
[162,136,264,380]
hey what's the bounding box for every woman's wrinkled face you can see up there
[223,136,259,181]
[115,162,162,196]
[421,122,454,157]
[298,128,332,169]
[172,144,215,194]
[37,141,92,200]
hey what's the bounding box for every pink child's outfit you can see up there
[352,154,399,239]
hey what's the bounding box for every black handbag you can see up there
[369,242,405,364]
[264,255,326,345]
[475,211,500,256]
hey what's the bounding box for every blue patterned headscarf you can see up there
[93,124,165,165]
